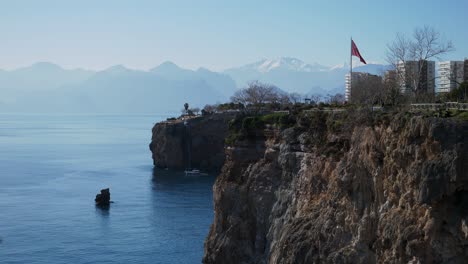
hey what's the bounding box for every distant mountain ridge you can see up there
[0,62,236,113]
[0,58,391,113]
[225,57,392,95]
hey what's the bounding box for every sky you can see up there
[1,0,467,71]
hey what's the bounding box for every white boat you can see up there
[184,169,201,176]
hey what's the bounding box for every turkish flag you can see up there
[351,40,367,64]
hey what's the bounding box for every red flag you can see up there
[351,40,367,64]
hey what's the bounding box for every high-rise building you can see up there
[464,58,468,82]
[345,73,352,101]
[397,60,435,94]
[345,72,382,102]
[383,70,397,85]
[438,61,464,93]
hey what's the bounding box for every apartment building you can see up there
[438,61,464,93]
[397,60,435,94]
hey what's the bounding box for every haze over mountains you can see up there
[0,58,391,113]
[224,57,391,95]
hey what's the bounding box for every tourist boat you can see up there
[184,169,201,176]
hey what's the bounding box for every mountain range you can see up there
[0,58,391,113]
[224,57,392,95]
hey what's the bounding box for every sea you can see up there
[0,114,216,264]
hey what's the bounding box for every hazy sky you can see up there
[1,0,467,71]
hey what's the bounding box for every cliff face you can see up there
[203,113,468,264]
[149,113,234,172]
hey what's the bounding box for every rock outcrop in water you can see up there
[95,188,111,206]
[203,111,468,264]
[149,113,236,172]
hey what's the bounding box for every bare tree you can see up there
[191,107,200,115]
[382,73,404,106]
[327,93,346,105]
[386,26,454,99]
[231,81,285,110]
[309,94,322,105]
[278,93,292,107]
[203,104,218,113]
[351,75,384,106]
[289,92,303,104]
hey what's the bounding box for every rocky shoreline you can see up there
[150,111,468,263]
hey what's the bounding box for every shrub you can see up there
[453,111,468,121]
[260,113,286,124]
[242,116,264,131]
[278,114,296,128]
[458,112,468,121]
[225,132,242,146]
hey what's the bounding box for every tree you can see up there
[191,107,200,115]
[184,103,189,112]
[230,81,287,111]
[383,80,404,106]
[308,94,322,105]
[446,82,468,102]
[277,93,292,109]
[203,104,218,114]
[386,26,454,99]
[351,75,384,106]
[289,93,303,104]
[327,93,346,105]
[216,102,245,111]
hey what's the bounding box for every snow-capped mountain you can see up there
[239,57,330,73]
[224,57,391,95]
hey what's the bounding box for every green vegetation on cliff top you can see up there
[224,107,468,146]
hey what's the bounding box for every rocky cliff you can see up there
[203,111,468,263]
[149,113,235,172]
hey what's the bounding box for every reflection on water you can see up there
[95,204,111,217]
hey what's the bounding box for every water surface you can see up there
[0,114,215,264]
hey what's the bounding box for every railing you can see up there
[410,103,444,111]
[303,108,346,113]
[410,102,468,111]
[446,102,468,111]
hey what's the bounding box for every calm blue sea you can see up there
[0,114,215,264]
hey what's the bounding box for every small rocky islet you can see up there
[95,188,111,207]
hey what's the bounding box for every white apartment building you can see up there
[397,60,435,94]
[438,61,464,93]
[345,73,352,101]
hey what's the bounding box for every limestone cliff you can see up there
[149,113,235,172]
[203,111,468,263]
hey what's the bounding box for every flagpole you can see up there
[350,37,353,102]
